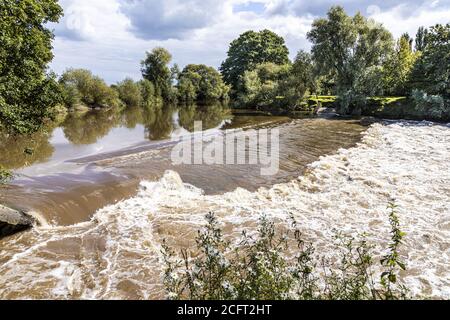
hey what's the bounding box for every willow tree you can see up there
[0,0,63,134]
[307,6,394,114]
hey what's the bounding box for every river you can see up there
[0,105,448,299]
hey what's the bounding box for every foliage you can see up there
[411,89,448,119]
[307,6,394,115]
[409,24,450,101]
[383,34,420,96]
[415,27,429,52]
[0,0,63,134]
[236,63,292,109]
[289,51,316,98]
[59,69,120,109]
[0,75,62,134]
[115,78,142,107]
[379,203,409,300]
[141,47,174,101]
[162,206,410,300]
[178,64,229,102]
[220,30,290,92]
[139,79,159,107]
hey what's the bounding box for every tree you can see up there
[59,69,120,108]
[237,63,291,109]
[287,50,315,102]
[410,24,450,98]
[383,34,419,96]
[409,24,450,119]
[115,78,142,107]
[0,0,63,134]
[139,79,157,108]
[178,64,229,102]
[220,30,289,92]
[307,6,394,114]
[141,47,173,101]
[415,27,429,52]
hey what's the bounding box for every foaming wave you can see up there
[0,121,449,299]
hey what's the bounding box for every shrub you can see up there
[411,89,449,120]
[59,69,120,108]
[0,74,62,134]
[236,63,291,109]
[115,78,142,107]
[162,204,409,300]
[178,64,229,102]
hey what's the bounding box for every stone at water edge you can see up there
[0,204,34,238]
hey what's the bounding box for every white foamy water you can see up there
[0,121,449,299]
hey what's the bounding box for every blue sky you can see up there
[50,0,450,84]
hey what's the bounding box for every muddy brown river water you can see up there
[1,105,448,299]
[0,105,365,226]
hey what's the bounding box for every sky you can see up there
[49,0,450,84]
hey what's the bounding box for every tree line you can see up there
[1,2,449,136]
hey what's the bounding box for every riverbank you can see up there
[0,120,448,299]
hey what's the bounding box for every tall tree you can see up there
[178,64,229,102]
[307,6,393,114]
[0,0,63,134]
[141,47,173,100]
[115,78,142,107]
[415,26,429,52]
[383,35,419,96]
[410,24,450,98]
[220,30,289,92]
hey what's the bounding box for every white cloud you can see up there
[49,0,450,83]
[367,2,450,38]
[54,0,130,41]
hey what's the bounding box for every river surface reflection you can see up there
[0,104,365,225]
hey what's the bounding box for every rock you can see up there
[315,107,337,115]
[360,117,380,126]
[0,205,34,238]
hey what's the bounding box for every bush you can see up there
[162,203,409,300]
[178,64,229,103]
[0,74,62,134]
[411,89,449,120]
[59,69,120,109]
[236,63,291,109]
[115,78,142,107]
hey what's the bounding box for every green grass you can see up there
[369,97,407,105]
[307,95,337,103]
